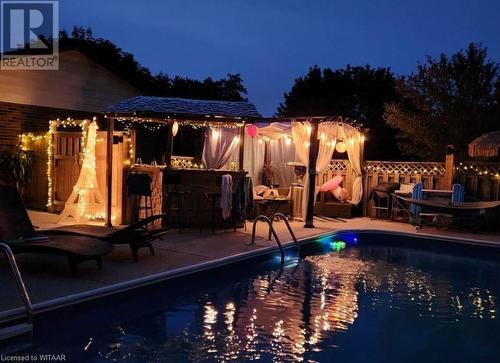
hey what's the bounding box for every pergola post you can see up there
[444,144,455,190]
[105,117,114,227]
[165,122,173,168]
[304,120,319,228]
[238,124,245,170]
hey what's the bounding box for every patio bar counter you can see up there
[162,168,247,228]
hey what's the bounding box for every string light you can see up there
[47,118,90,208]
[114,117,244,130]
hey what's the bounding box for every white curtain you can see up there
[292,121,364,220]
[292,122,310,221]
[243,135,265,186]
[268,138,296,187]
[202,128,240,170]
[342,126,364,205]
[301,123,337,219]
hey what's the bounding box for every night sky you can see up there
[61,0,500,116]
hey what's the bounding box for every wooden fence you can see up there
[456,161,500,201]
[320,159,447,214]
[320,159,500,215]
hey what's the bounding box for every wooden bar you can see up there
[125,168,247,228]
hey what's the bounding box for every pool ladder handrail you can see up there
[267,213,299,249]
[250,215,285,260]
[250,213,299,261]
[0,243,33,345]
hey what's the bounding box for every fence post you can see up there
[444,145,455,190]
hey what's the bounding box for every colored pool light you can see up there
[331,241,346,251]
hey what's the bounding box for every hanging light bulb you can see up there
[172,121,179,137]
[336,140,347,153]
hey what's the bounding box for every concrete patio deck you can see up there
[1,210,499,321]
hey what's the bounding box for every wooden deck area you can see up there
[1,210,499,321]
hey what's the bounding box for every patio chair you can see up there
[0,186,112,276]
[0,185,165,263]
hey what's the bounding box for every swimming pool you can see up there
[25,233,500,362]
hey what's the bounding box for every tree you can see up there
[60,27,247,101]
[277,65,401,160]
[385,43,499,160]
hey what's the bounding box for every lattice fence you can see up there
[325,160,446,175]
[364,161,445,175]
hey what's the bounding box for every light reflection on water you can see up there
[31,245,500,362]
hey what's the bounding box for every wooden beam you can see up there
[443,144,455,190]
[305,121,319,228]
[165,122,173,168]
[105,117,114,227]
[238,125,245,170]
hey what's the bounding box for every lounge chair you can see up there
[0,186,112,276]
[394,194,500,231]
[0,186,165,263]
[43,213,167,262]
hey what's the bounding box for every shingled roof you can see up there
[104,96,261,119]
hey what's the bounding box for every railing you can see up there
[0,243,33,322]
[250,215,285,261]
[267,213,299,249]
[0,243,33,351]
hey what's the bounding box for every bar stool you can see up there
[163,173,185,232]
[204,176,236,234]
[126,173,153,224]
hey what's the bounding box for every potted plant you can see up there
[0,147,34,191]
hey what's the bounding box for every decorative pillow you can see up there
[254,185,269,196]
[398,183,415,194]
[332,187,349,202]
[320,175,343,192]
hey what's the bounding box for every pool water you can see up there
[30,235,500,362]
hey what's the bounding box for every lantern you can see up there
[172,121,179,137]
[335,140,347,153]
[246,124,259,137]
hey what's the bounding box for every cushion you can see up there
[254,185,269,196]
[320,176,343,192]
[332,187,349,202]
[397,183,415,194]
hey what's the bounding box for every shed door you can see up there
[52,131,82,210]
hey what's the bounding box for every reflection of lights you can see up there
[244,308,260,360]
[203,303,218,355]
[271,320,286,359]
[223,302,240,361]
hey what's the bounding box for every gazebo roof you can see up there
[468,130,500,158]
[104,96,261,120]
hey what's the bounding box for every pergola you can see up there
[103,96,261,226]
[256,116,366,227]
[102,96,365,229]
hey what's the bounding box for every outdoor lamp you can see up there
[246,124,259,137]
[336,140,347,153]
[172,121,179,137]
